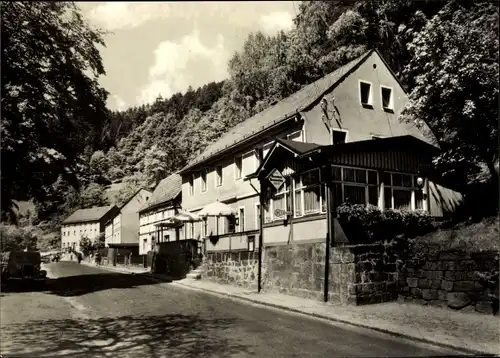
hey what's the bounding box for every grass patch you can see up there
[416,215,499,252]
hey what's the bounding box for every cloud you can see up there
[259,11,294,34]
[108,94,128,111]
[87,2,170,30]
[137,31,230,105]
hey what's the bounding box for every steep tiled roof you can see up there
[62,205,116,225]
[180,50,373,173]
[139,173,182,213]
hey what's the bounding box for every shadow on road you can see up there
[1,313,254,357]
[1,272,172,297]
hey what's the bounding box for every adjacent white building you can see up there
[104,188,152,247]
[61,205,119,252]
[138,173,182,256]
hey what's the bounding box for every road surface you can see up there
[1,262,462,357]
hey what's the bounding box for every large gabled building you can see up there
[177,49,463,253]
[61,205,119,253]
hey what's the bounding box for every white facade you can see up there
[138,207,180,255]
[61,221,100,252]
[104,221,113,247]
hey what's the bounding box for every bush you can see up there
[336,204,433,243]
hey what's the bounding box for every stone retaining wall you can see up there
[397,247,499,314]
[201,243,498,315]
[203,251,259,289]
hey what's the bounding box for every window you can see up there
[226,216,236,234]
[189,174,194,196]
[238,207,245,232]
[201,169,207,192]
[272,177,292,221]
[332,130,347,145]
[383,172,422,210]
[381,86,393,110]
[248,236,255,251]
[331,166,379,209]
[242,151,256,177]
[294,169,323,217]
[202,218,208,237]
[216,166,223,187]
[359,81,372,106]
[235,156,242,179]
[143,239,147,252]
[287,130,304,142]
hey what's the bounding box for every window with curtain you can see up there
[272,177,291,220]
[331,166,379,209]
[383,172,421,210]
[263,197,272,223]
[294,169,322,217]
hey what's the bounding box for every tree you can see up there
[79,183,108,209]
[1,2,109,221]
[79,236,93,256]
[0,224,39,252]
[400,1,499,186]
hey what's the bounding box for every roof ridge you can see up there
[180,49,373,173]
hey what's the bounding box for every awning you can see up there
[198,200,237,218]
[174,210,201,222]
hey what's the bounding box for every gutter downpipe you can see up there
[309,152,332,303]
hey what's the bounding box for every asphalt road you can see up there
[0,262,462,358]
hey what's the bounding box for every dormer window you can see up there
[381,86,394,110]
[359,81,373,107]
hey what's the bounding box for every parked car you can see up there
[1,251,47,288]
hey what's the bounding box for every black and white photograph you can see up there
[1,1,498,357]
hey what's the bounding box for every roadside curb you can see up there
[80,265,494,355]
[159,279,494,356]
[79,261,149,275]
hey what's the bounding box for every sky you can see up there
[78,2,297,112]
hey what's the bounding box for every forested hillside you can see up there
[1,0,498,251]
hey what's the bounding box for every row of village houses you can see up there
[60,49,463,258]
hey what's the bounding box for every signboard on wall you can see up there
[267,168,285,191]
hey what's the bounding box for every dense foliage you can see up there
[336,204,434,243]
[1,2,109,223]
[1,1,498,250]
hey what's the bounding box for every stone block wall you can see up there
[203,251,259,289]
[264,242,326,301]
[262,242,398,305]
[344,244,399,305]
[397,247,499,315]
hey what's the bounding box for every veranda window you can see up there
[331,166,379,208]
[272,178,291,220]
[383,172,422,210]
[294,169,323,217]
